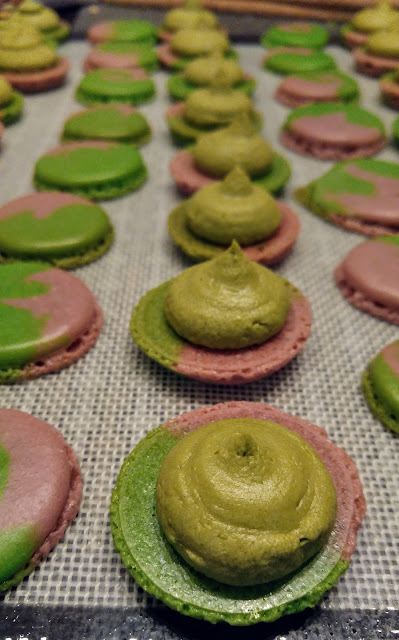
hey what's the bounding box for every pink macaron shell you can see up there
[354,47,399,77]
[163,401,365,561]
[241,203,300,265]
[336,240,399,311]
[3,58,69,93]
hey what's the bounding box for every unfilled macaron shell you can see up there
[0,408,82,590]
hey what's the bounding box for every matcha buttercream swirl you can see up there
[193,113,273,178]
[0,24,57,71]
[164,242,289,349]
[187,166,281,245]
[156,418,337,586]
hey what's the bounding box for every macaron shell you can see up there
[130,280,311,384]
[169,150,291,196]
[3,57,69,93]
[168,201,300,265]
[363,341,399,433]
[33,141,147,200]
[261,23,328,49]
[296,159,399,236]
[0,262,100,370]
[281,103,386,160]
[275,71,359,107]
[110,402,365,625]
[0,192,112,262]
[76,68,155,106]
[335,238,399,311]
[0,409,82,589]
[263,48,336,75]
[62,105,151,145]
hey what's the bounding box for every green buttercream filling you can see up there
[0,24,57,71]
[171,29,229,57]
[303,159,399,218]
[0,76,13,105]
[0,262,50,368]
[184,53,243,85]
[157,418,337,586]
[34,145,145,187]
[264,51,336,75]
[0,526,39,584]
[0,205,111,258]
[0,442,9,500]
[110,424,348,625]
[77,69,155,100]
[352,2,399,33]
[186,166,281,245]
[163,0,218,32]
[17,6,60,32]
[193,114,273,178]
[367,29,399,57]
[63,108,150,142]
[164,242,290,349]
[368,351,399,421]
[183,74,252,126]
[285,102,385,132]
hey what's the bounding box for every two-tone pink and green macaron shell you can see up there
[62,105,151,146]
[0,192,113,267]
[263,48,336,75]
[0,261,102,383]
[110,401,365,625]
[75,68,155,107]
[34,141,147,200]
[281,102,386,160]
[296,159,399,235]
[0,409,82,590]
[88,20,158,46]
[261,23,329,49]
[363,340,399,433]
[130,279,311,384]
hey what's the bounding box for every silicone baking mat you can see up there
[0,35,398,639]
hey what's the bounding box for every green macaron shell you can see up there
[167,73,255,100]
[362,365,399,434]
[108,20,158,45]
[296,158,399,220]
[0,203,114,268]
[264,50,336,75]
[75,69,155,107]
[131,281,184,370]
[362,345,399,433]
[34,144,147,200]
[170,49,239,72]
[167,109,263,146]
[261,24,328,49]
[0,89,23,125]
[96,41,159,71]
[0,262,58,370]
[284,102,385,133]
[392,115,399,141]
[62,107,151,146]
[110,424,348,625]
